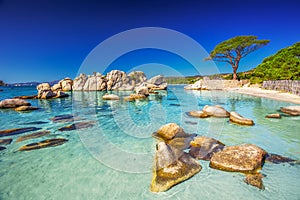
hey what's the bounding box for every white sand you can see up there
[227,87,300,104]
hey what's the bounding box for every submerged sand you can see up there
[227,87,300,104]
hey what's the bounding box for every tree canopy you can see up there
[251,42,300,83]
[206,35,270,80]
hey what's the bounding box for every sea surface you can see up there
[0,85,300,200]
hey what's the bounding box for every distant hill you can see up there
[7,80,59,87]
[250,42,300,83]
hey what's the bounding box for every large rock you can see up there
[146,75,167,90]
[189,136,225,160]
[60,78,73,91]
[127,71,147,87]
[209,144,267,173]
[40,90,56,99]
[203,105,230,118]
[135,85,149,96]
[73,73,88,91]
[106,70,128,90]
[184,80,203,90]
[0,99,31,108]
[229,111,254,126]
[37,83,51,91]
[153,123,186,140]
[280,106,300,116]
[150,142,202,192]
[83,73,107,91]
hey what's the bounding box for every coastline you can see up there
[227,87,300,104]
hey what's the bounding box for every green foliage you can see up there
[250,42,300,83]
[165,76,201,84]
[206,35,270,80]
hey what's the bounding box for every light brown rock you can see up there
[15,106,38,111]
[102,94,120,100]
[0,99,31,108]
[203,105,230,118]
[187,110,209,118]
[155,123,186,140]
[229,111,254,126]
[210,144,267,173]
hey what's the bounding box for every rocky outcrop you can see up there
[189,136,225,160]
[210,144,267,173]
[150,142,202,192]
[203,105,230,118]
[280,106,300,116]
[51,78,73,91]
[73,73,88,91]
[145,75,167,90]
[37,83,69,99]
[185,79,247,90]
[0,99,31,108]
[229,111,254,126]
[102,94,120,100]
[244,173,264,189]
[135,85,149,96]
[83,73,107,91]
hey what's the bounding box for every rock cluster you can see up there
[184,79,249,90]
[0,99,39,112]
[37,83,69,99]
[71,70,166,91]
[187,105,255,126]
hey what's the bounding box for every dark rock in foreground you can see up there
[16,130,51,142]
[50,114,76,123]
[19,138,68,151]
[58,121,96,131]
[210,144,266,173]
[189,136,225,161]
[265,153,297,164]
[0,146,6,151]
[0,138,13,145]
[0,127,41,137]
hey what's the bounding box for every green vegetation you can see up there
[165,76,201,84]
[205,35,270,80]
[250,42,300,83]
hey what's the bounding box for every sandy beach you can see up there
[228,87,300,104]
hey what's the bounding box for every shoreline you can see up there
[227,87,300,104]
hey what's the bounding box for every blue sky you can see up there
[0,0,299,83]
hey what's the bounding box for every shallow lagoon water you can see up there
[0,85,300,199]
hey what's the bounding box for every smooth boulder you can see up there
[203,105,230,118]
[210,144,267,173]
[102,94,120,100]
[153,123,186,140]
[280,106,300,116]
[229,111,254,126]
[150,142,201,192]
[0,99,31,108]
[123,94,147,101]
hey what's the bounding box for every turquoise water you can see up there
[0,85,300,199]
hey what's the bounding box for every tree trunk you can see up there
[233,67,237,80]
